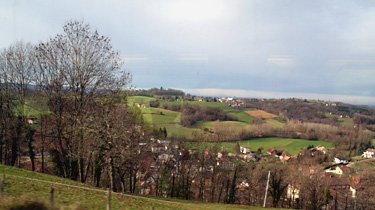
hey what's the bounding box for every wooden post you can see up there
[150,207,155,210]
[263,170,270,208]
[0,174,5,193]
[107,188,111,210]
[50,187,55,208]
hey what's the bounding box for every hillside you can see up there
[0,165,279,210]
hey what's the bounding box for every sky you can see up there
[1,0,375,105]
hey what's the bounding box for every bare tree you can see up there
[36,20,130,182]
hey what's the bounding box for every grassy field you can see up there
[13,96,50,117]
[127,96,156,106]
[193,121,248,129]
[0,165,278,210]
[138,106,202,138]
[265,119,285,128]
[185,137,332,155]
[371,139,375,146]
[349,158,375,174]
[324,112,354,126]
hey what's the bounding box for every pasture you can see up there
[185,137,332,155]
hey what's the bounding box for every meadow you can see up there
[185,137,332,155]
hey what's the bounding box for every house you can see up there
[267,148,282,157]
[361,148,375,158]
[287,185,300,201]
[27,117,38,124]
[325,165,353,175]
[315,145,327,154]
[242,153,259,161]
[334,157,349,164]
[279,153,292,162]
[239,146,251,154]
[158,153,173,163]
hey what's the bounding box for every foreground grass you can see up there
[1,165,278,210]
[186,137,332,155]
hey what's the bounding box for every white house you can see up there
[325,165,352,175]
[362,149,375,158]
[287,185,300,201]
[239,146,251,154]
[334,157,349,164]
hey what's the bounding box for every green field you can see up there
[13,96,50,117]
[138,105,202,138]
[371,139,375,146]
[265,118,285,128]
[127,95,156,106]
[185,137,332,155]
[324,112,354,126]
[0,164,277,210]
[193,121,248,129]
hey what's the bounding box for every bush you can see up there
[180,104,234,126]
[149,100,160,108]
[8,201,49,210]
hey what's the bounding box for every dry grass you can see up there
[246,110,278,119]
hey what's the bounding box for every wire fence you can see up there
[0,173,181,210]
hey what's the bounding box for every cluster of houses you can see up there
[138,137,374,205]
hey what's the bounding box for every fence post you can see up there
[150,206,155,210]
[0,174,4,193]
[50,187,55,208]
[107,188,111,210]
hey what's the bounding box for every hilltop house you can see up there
[361,148,375,158]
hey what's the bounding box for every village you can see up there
[132,136,375,208]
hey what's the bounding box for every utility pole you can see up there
[263,170,270,208]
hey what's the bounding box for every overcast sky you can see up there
[1,0,375,105]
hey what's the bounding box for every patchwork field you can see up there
[0,164,278,210]
[128,96,255,138]
[185,137,332,155]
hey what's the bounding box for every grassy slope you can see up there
[324,112,354,126]
[348,158,375,174]
[128,96,202,138]
[127,96,156,105]
[185,137,332,155]
[13,95,50,117]
[0,165,277,210]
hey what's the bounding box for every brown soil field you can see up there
[247,109,278,119]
